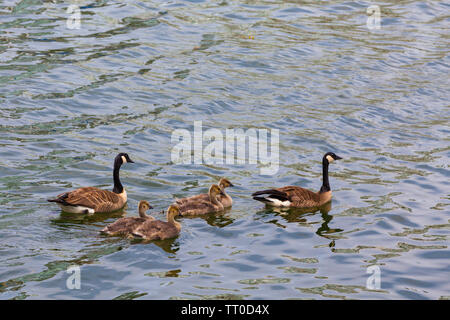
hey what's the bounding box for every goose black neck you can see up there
[112,158,123,194]
[320,159,330,193]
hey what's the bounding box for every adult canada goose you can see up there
[252,152,342,208]
[47,153,134,214]
[176,184,225,216]
[100,200,154,237]
[132,204,182,240]
[175,178,234,208]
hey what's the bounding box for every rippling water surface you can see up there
[0,0,449,299]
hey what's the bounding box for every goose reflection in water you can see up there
[50,204,129,225]
[131,237,180,254]
[179,207,234,228]
[257,201,343,241]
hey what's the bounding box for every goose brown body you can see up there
[252,152,342,208]
[253,186,331,208]
[101,200,153,236]
[132,205,181,240]
[53,187,127,213]
[176,184,225,216]
[47,153,134,214]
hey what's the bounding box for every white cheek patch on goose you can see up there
[121,155,127,163]
[326,155,334,163]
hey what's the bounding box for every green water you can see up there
[0,0,449,299]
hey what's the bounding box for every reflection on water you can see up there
[256,201,343,244]
[132,238,180,255]
[181,207,235,228]
[51,208,127,225]
[0,0,449,300]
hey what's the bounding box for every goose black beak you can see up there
[335,155,343,160]
[229,183,234,187]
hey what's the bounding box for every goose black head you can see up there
[323,152,342,164]
[116,153,134,165]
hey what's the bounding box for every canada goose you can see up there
[132,204,182,240]
[100,200,154,237]
[252,152,342,208]
[175,178,234,208]
[47,153,134,214]
[176,184,225,216]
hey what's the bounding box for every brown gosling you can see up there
[217,178,233,208]
[132,204,181,240]
[176,184,225,216]
[101,200,154,237]
[252,152,342,208]
[175,178,233,208]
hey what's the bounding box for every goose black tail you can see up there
[47,192,69,204]
[47,198,63,203]
[252,189,289,201]
[252,196,273,204]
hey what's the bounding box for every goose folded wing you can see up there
[252,186,320,204]
[62,187,122,210]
